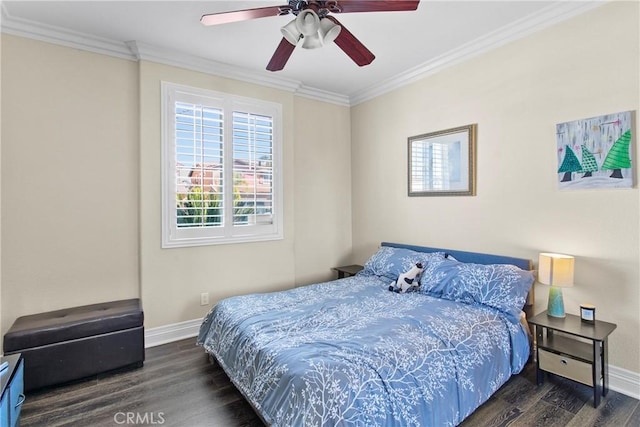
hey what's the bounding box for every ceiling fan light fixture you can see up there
[301,17,341,50]
[202,0,421,72]
[319,17,341,44]
[295,9,320,36]
[301,32,324,49]
[281,19,302,45]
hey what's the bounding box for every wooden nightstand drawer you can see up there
[538,349,592,386]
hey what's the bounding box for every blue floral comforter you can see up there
[197,275,530,426]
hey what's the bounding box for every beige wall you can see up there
[138,62,353,328]
[0,35,353,337]
[293,97,352,286]
[138,61,297,328]
[351,1,639,373]
[1,35,141,340]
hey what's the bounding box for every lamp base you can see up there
[547,286,566,318]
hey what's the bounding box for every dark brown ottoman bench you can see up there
[3,299,144,391]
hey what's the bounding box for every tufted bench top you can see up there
[3,299,143,351]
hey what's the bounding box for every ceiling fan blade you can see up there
[201,6,284,26]
[333,0,420,13]
[327,17,375,67]
[266,38,296,71]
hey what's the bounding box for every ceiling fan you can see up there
[200,1,421,72]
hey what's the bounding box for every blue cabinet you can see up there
[1,354,24,427]
[0,391,8,427]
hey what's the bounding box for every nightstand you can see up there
[528,311,616,408]
[332,265,363,279]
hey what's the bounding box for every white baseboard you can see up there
[144,319,640,400]
[144,318,201,348]
[609,364,640,400]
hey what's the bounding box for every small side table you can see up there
[332,265,363,279]
[528,311,616,408]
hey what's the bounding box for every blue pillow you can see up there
[360,246,445,282]
[419,258,534,322]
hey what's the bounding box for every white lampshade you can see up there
[301,32,323,49]
[281,19,302,45]
[282,13,339,50]
[319,18,341,44]
[538,253,574,287]
[295,9,320,36]
[301,18,341,50]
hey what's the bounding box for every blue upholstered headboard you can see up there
[381,242,534,308]
[381,242,531,270]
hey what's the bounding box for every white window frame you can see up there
[161,82,283,248]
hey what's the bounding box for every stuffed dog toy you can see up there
[389,262,424,293]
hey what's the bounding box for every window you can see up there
[162,82,283,247]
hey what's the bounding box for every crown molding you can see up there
[127,41,350,106]
[0,4,349,106]
[349,0,607,105]
[1,1,605,107]
[128,41,298,92]
[0,2,136,61]
[295,85,351,106]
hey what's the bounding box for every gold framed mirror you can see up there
[408,124,477,197]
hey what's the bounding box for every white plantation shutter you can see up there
[232,111,274,226]
[162,82,283,248]
[175,102,224,228]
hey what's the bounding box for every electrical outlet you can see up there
[200,292,209,306]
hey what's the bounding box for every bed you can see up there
[197,242,535,426]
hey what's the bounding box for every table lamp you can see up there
[538,253,574,318]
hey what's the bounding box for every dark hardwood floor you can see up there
[20,338,640,426]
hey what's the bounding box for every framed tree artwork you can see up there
[556,111,634,190]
